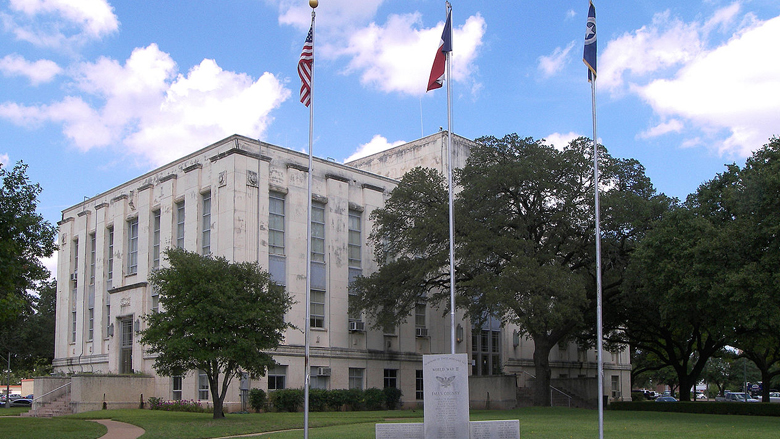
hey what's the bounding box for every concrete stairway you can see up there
[21,394,72,418]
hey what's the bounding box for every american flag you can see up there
[298,19,314,107]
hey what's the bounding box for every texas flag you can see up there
[426,8,452,92]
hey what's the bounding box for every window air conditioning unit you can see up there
[416,327,428,337]
[349,320,366,332]
[70,272,78,282]
[317,367,332,377]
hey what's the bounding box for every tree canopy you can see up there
[140,248,293,419]
[0,161,57,325]
[351,134,667,405]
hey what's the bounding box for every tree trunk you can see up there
[532,338,554,406]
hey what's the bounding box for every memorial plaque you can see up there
[469,420,521,439]
[423,354,470,439]
[375,422,424,439]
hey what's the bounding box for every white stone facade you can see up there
[54,132,630,410]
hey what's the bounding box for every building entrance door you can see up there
[120,318,133,374]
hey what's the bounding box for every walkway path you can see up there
[91,419,146,439]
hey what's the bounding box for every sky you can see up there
[1,0,779,275]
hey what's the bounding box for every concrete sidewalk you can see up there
[91,419,145,439]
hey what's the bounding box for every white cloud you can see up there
[3,0,118,49]
[0,54,62,84]
[345,134,405,162]
[271,0,386,31]
[566,9,576,20]
[637,15,780,156]
[638,119,684,139]
[0,44,291,166]
[40,251,57,279]
[600,10,704,94]
[538,41,576,78]
[0,153,9,167]
[340,12,486,96]
[543,132,582,151]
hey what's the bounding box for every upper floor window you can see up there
[269,192,285,256]
[311,202,325,263]
[106,227,114,283]
[89,233,96,285]
[176,201,185,249]
[152,210,161,269]
[201,192,211,255]
[348,210,361,268]
[127,218,139,275]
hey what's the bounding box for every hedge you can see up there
[264,387,404,412]
[610,401,780,416]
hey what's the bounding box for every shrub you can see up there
[383,387,403,410]
[309,388,328,412]
[147,398,208,413]
[249,388,267,412]
[363,388,385,411]
[270,389,304,412]
[326,389,350,411]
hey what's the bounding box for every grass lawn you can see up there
[1,407,779,438]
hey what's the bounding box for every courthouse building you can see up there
[52,132,630,412]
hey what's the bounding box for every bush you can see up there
[248,388,267,412]
[270,389,304,412]
[326,389,350,411]
[610,401,780,416]
[363,388,385,411]
[309,388,329,412]
[383,387,403,410]
[147,397,209,413]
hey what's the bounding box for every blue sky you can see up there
[1,0,779,273]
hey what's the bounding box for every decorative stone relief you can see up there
[120,297,131,308]
[218,171,227,187]
[247,170,258,187]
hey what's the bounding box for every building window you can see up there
[415,303,426,329]
[127,217,139,275]
[198,371,209,400]
[120,318,133,374]
[311,202,325,262]
[172,376,183,400]
[416,370,424,400]
[268,366,286,390]
[71,239,78,343]
[611,375,620,399]
[87,308,94,341]
[107,227,114,284]
[151,287,159,313]
[348,210,361,268]
[201,192,211,255]
[311,366,329,390]
[383,369,397,389]
[89,233,96,286]
[152,210,161,269]
[176,201,185,249]
[349,368,364,390]
[269,192,285,255]
[471,317,502,376]
[310,290,325,328]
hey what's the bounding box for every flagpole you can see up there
[443,1,456,356]
[303,4,317,439]
[591,77,604,439]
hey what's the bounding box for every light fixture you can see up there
[456,324,464,343]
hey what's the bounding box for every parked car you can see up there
[9,398,32,408]
[769,392,780,403]
[716,392,760,402]
[656,396,678,402]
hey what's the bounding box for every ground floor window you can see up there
[268,366,286,390]
[416,370,424,400]
[611,375,621,399]
[349,368,364,390]
[311,366,329,390]
[471,317,501,376]
[383,369,397,389]
[172,376,182,400]
[198,371,209,400]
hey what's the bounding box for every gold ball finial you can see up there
[309,0,318,8]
